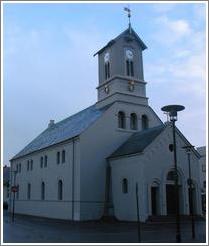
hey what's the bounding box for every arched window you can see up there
[142,114,149,130]
[130,113,138,130]
[58,180,63,200]
[27,183,31,200]
[57,152,60,164]
[41,182,45,200]
[122,178,128,194]
[118,111,126,129]
[167,170,177,181]
[62,150,65,163]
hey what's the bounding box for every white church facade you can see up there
[10,24,202,222]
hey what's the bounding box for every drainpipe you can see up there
[71,138,75,221]
[104,158,112,218]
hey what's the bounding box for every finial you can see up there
[124,5,132,34]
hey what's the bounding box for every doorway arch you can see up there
[165,169,183,215]
[151,180,160,215]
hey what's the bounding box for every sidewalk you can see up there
[3,211,206,243]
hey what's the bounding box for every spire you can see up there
[124,6,132,34]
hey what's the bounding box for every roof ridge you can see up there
[53,104,96,127]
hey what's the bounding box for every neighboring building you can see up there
[197,146,206,213]
[10,22,202,221]
[3,165,10,205]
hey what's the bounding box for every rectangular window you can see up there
[19,163,21,173]
[27,183,31,200]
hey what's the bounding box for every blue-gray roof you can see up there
[12,104,106,160]
[109,124,165,158]
[94,27,147,56]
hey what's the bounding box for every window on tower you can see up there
[130,113,138,130]
[104,52,110,80]
[125,49,134,77]
[118,111,126,129]
[141,114,149,130]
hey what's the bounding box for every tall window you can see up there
[130,113,138,130]
[126,60,134,77]
[41,182,45,200]
[104,52,110,80]
[44,155,47,167]
[30,160,33,170]
[57,152,60,164]
[40,157,43,168]
[27,183,31,200]
[118,111,126,129]
[19,163,21,173]
[27,160,30,171]
[105,62,110,80]
[58,180,63,200]
[141,114,149,130]
[122,178,128,194]
[62,150,65,163]
[125,50,134,77]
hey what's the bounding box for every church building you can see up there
[10,20,202,222]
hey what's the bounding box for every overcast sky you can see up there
[3,2,206,165]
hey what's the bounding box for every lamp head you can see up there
[161,105,185,122]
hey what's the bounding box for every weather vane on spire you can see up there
[124,5,132,33]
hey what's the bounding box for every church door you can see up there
[188,187,196,215]
[151,186,159,215]
[166,184,176,214]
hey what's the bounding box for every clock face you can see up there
[126,50,134,59]
[104,52,110,63]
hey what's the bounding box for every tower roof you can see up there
[94,27,147,57]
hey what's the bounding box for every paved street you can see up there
[3,211,206,243]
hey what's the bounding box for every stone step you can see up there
[147,215,204,223]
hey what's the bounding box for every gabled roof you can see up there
[109,124,165,158]
[94,27,147,56]
[11,104,107,160]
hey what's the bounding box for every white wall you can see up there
[110,124,202,222]
[10,138,80,220]
[79,101,161,220]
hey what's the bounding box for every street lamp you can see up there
[182,145,195,239]
[161,104,185,243]
[11,169,18,222]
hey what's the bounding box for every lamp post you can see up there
[182,145,195,239]
[161,105,185,243]
[11,170,18,222]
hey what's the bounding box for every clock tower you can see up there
[94,26,148,109]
